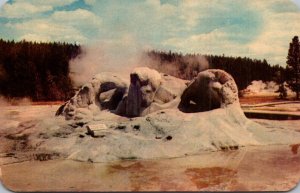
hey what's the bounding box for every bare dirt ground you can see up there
[29,101,64,105]
[239,96,292,105]
[240,96,300,120]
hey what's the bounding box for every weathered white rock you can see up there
[125,67,162,117]
[179,69,238,112]
[86,124,108,137]
[154,74,188,104]
[115,67,188,117]
[38,103,300,163]
[56,72,128,120]
[141,74,188,116]
[57,68,238,119]
[58,68,188,119]
[13,68,299,163]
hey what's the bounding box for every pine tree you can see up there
[286,36,300,99]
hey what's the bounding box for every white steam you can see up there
[244,80,294,96]
[246,80,278,95]
[144,53,209,79]
[69,36,149,86]
[69,36,209,86]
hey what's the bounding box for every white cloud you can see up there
[145,0,176,16]
[0,0,299,67]
[0,0,8,7]
[0,1,52,18]
[19,33,52,42]
[9,19,87,43]
[28,0,76,7]
[0,0,77,19]
[163,29,248,57]
[176,0,224,28]
[51,8,102,27]
[84,0,96,6]
[177,0,203,28]
[4,8,103,43]
[163,0,300,65]
[292,0,300,8]
[246,2,300,65]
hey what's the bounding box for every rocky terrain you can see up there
[1,67,300,164]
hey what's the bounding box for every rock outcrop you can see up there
[178,69,238,113]
[57,67,188,119]
[56,68,238,118]
[125,67,162,117]
[56,72,128,120]
[17,67,300,163]
[116,67,188,117]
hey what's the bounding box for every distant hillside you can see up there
[146,50,285,90]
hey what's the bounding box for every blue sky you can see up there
[0,0,300,66]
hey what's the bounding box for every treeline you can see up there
[147,50,285,90]
[0,39,80,101]
[0,39,286,101]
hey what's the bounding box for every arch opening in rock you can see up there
[178,69,238,113]
[56,68,237,120]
